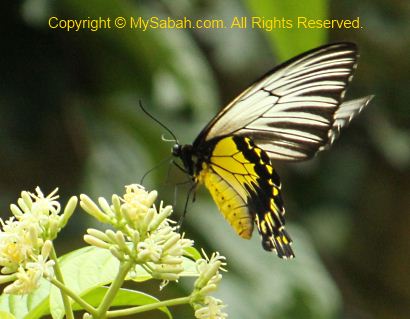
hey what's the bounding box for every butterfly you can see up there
[171,42,373,259]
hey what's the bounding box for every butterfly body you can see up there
[171,42,373,259]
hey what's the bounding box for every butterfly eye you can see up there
[172,144,182,157]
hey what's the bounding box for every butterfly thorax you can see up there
[172,138,221,177]
[172,143,195,176]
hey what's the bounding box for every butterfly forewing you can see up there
[194,42,369,162]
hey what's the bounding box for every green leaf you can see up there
[244,0,328,59]
[79,286,172,318]
[49,246,120,319]
[184,247,202,261]
[179,254,199,277]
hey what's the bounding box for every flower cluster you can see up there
[81,184,229,318]
[191,252,228,319]
[81,184,193,281]
[0,184,229,318]
[0,187,77,294]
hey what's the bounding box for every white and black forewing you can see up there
[193,42,371,161]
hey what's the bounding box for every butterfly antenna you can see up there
[139,100,179,144]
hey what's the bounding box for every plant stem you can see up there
[49,277,98,316]
[95,260,133,317]
[106,296,191,317]
[50,245,74,319]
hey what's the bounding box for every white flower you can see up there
[121,185,158,227]
[29,187,61,216]
[194,252,226,295]
[194,296,228,319]
[190,252,228,317]
[26,241,55,280]
[3,266,42,295]
[81,185,194,283]
[26,255,55,280]
[0,218,40,272]
[123,184,158,211]
[137,238,162,262]
[0,188,75,295]
[9,187,77,241]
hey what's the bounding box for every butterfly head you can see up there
[172,143,195,175]
[171,143,182,157]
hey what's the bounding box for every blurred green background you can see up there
[1,0,409,318]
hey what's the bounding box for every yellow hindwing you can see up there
[196,135,294,258]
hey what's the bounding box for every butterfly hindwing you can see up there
[196,136,294,258]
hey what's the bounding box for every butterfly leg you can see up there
[176,182,197,232]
